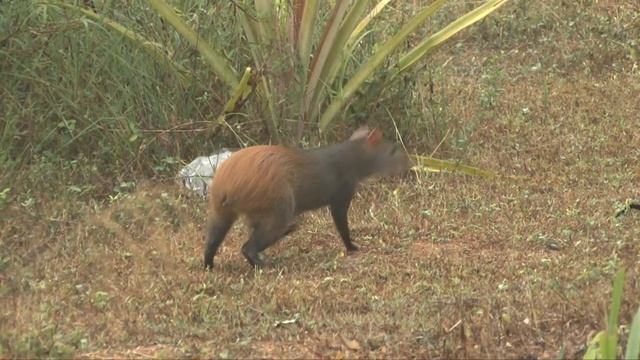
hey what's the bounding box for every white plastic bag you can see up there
[178,149,234,197]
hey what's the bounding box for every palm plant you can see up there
[45,0,510,143]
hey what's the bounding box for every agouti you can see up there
[204,127,411,269]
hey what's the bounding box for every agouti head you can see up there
[348,127,412,178]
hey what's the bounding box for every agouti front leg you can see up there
[330,194,358,252]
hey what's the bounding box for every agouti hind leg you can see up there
[242,204,294,267]
[204,212,237,269]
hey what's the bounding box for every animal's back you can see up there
[209,145,305,215]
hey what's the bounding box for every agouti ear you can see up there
[349,126,370,141]
[366,128,383,146]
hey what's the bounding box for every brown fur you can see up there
[209,145,305,216]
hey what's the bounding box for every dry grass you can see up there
[2,1,639,359]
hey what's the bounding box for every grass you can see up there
[1,0,640,358]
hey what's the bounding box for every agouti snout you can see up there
[204,127,411,269]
